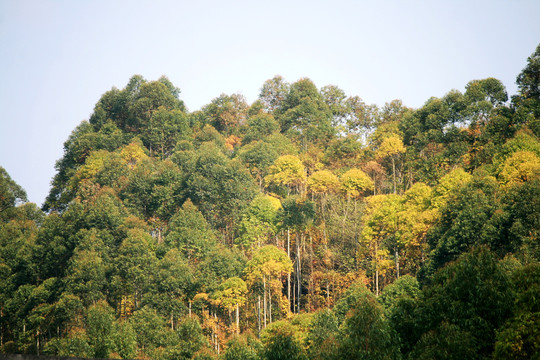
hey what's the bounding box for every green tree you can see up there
[149,248,195,327]
[57,327,92,358]
[494,263,540,360]
[306,309,339,360]
[112,320,137,359]
[320,85,349,129]
[238,140,279,190]
[224,333,262,360]
[336,286,399,360]
[166,199,216,261]
[129,79,185,133]
[129,305,168,352]
[413,247,513,358]
[64,229,109,307]
[187,142,257,240]
[261,321,306,360]
[243,113,280,144]
[115,228,157,309]
[259,75,290,113]
[424,176,502,275]
[378,274,420,312]
[516,43,540,100]
[141,107,190,158]
[344,96,379,141]
[277,78,334,149]
[0,166,27,220]
[202,93,248,133]
[214,277,248,333]
[236,195,281,251]
[168,316,208,360]
[86,300,115,358]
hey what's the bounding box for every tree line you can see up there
[0,44,539,359]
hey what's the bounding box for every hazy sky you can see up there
[1,0,539,206]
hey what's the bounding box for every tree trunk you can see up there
[287,228,291,311]
[268,283,272,323]
[257,295,261,337]
[263,276,267,328]
[375,242,379,296]
[392,156,397,194]
[236,303,240,334]
[297,234,302,313]
[395,248,400,279]
[376,268,379,296]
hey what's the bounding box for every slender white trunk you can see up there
[268,283,272,323]
[287,229,291,311]
[236,303,240,334]
[263,276,267,328]
[257,295,261,336]
[297,235,301,313]
[392,156,397,194]
[395,248,400,279]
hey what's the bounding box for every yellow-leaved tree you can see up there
[245,245,293,330]
[376,136,405,193]
[265,155,306,195]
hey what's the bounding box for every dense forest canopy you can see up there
[1,44,539,359]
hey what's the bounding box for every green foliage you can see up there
[5,58,540,357]
[166,199,216,260]
[516,43,540,100]
[202,93,248,133]
[410,321,479,360]
[259,75,290,113]
[129,305,167,351]
[494,263,540,359]
[277,78,334,148]
[306,309,339,360]
[379,275,420,311]
[243,113,280,144]
[112,320,137,359]
[425,175,501,273]
[337,288,399,360]
[415,247,514,358]
[86,300,115,358]
[236,195,280,250]
[188,142,257,234]
[171,316,208,360]
[224,333,263,360]
[0,166,27,220]
[261,321,307,360]
[333,281,372,322]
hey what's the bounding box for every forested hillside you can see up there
[1,44,539,359]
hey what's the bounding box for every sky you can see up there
[0,0,539,207]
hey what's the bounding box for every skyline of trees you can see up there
[0,44,539,359]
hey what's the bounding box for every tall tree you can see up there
[277,78,334,149]
[376,136,406,194]
[259,75,290,113]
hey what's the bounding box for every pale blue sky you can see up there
[1,0,539,206]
